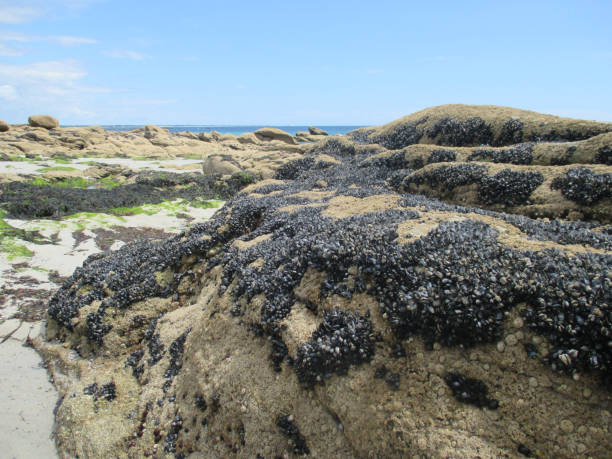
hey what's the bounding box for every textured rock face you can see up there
[308,126,328,136]
[0,119,9,132]
[349,104,612,149]
[28,114,59,129]
[254,127,298,145]
[37,107,612,458]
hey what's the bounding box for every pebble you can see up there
[496,341,505,352]
[513,317,524,328]
[433,343,441,351]
[505,334,518,346]
[577,443,587,454]
[583,388,592,399]
[528,377,538,388]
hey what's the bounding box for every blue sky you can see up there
[0,0,611,125]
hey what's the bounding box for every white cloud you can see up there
[0,0,104,24]
[0,7,41,24]
[0,30,97,46]
[0,42,22,56]
[103,50,149,61]
[0,60,87,82]
[51,35,97,45]
[0,84,18,100]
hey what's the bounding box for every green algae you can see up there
[37,166,79,173]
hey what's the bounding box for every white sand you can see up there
[0,196,223,458]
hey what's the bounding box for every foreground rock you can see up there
[28,115,59,129]
[349,104,612,149]
[37,106,612,458]
[0,120,9,132]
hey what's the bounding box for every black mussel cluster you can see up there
[478,169,544,206]
[125,349,145,378]
[294,309,374,387]
[497,118,524,146]
[164,329,191,380]
[310,136,356,156]
[428,149,457,164]
[402,164,545,207]
[0,170,256,219]
[596,145,612,165]
[467,143,534,165]
[372,122,423,150]
[551,167,612,205]
[164,415,183,453]
[445,373,498,409]
[426,116,494,147]
[83,381,117,402]
[46,133,612,389]
[276,415,310,456]
[403,163,486,191]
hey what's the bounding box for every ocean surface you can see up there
[96,125,365,136]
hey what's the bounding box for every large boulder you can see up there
[143,124,168,139]
[202,154,242,175]
[0,120,9,132]
[28,115,59,129]
[308,126,328,136]
[236,132,262,145]
[38,109,612,459]
[350,104,612,150]
[254,127,298,145]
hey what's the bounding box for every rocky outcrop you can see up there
[364,132,612,169]
[254,127,298,145]
[202,154,242,175]
[296,131,328,143]
[143,124,168,139]
[396,162,612,222]
[0,120,9,132]
[28,115,59,129]
[308,126,328,136]
[37,107,612,458]
[349,104,612,149]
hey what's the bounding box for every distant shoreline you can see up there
[64,125,366,136]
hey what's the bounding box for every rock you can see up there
[236,132,262,145]
[0,120,9,132]
[198,132,213,142]
[219,133,237,142]
[254,127,297,145]
[28,115,59,129]
[21,106,612,458]
[308,126,328,136]
[202,155,242,175]
[42,169,84,180]
[295,131,310,138]
[143,124,168,139]
[350,104,612,149]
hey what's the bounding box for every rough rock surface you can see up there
[308,126,328,136]
[37,106,612,458]
[254,127,298,145]
[0,122,306,161]
[349,104,612,149]
[28,115,60,129]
